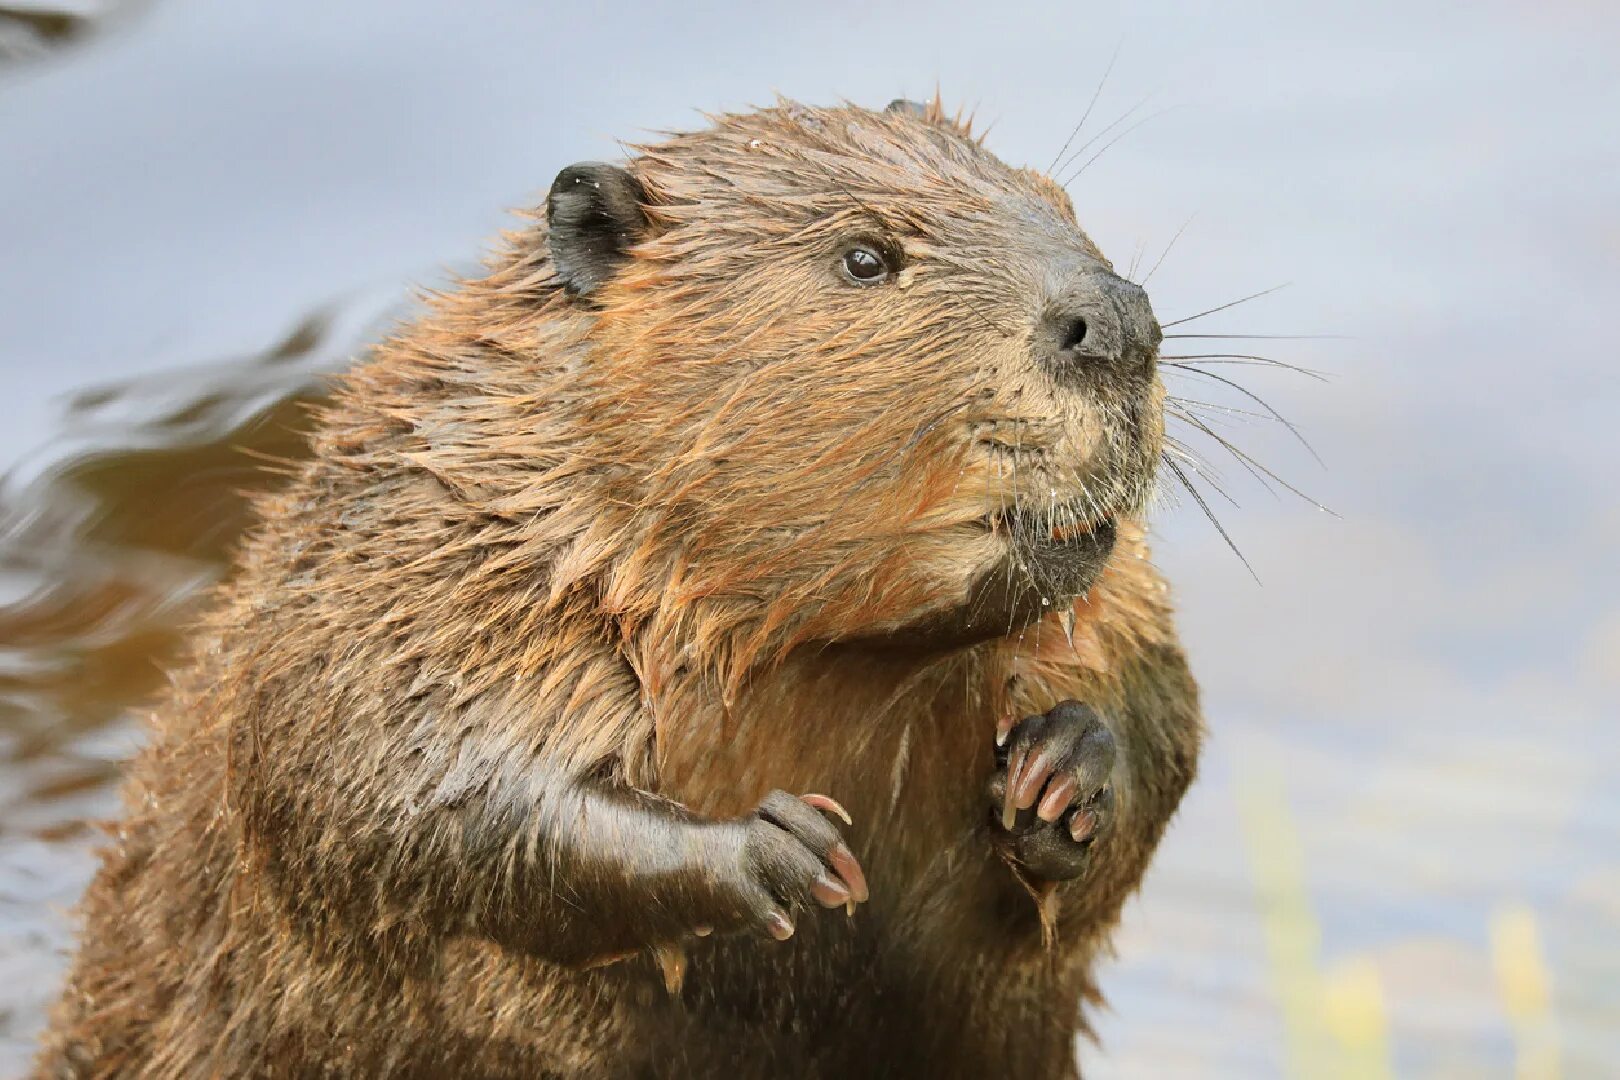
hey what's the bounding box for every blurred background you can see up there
[1,1,1615,1075]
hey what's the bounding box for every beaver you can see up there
[34,96,1201,1078]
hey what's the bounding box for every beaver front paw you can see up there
[987,701,1116,882]
[701,790,869,941]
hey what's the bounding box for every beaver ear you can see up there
[886,98,978,142]
[546,162,650,297]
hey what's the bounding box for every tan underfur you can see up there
[36,98,1201,1079]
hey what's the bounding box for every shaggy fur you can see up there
[35,98,1201,1079]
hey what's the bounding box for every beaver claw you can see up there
[987,701,1116,881]
[714,790,869,941]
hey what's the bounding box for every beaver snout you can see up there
[1035,269,1161,387]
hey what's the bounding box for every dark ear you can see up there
[546,162,650,297]
[885,97,977,142]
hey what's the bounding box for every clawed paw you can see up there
[707,790,869,942]
[987,701,1116,881]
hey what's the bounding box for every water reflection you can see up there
[0,301,397,1064]
[0,303,392,828]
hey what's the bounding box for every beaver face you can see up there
[546,99,1164,653]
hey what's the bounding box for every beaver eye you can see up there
[840,245,892,285]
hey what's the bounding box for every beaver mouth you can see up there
[940,509,1117,644]
[859,504,1118,653]
[982,504,1116,548]
[982,504,1119,602]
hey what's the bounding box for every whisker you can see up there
[1126,236,1149,281]
[1054,93,1156,179]
[1162,283,1290,328]
[1164,333,1343,341]
[1162,455,1259,582]
[959,293,1016,341]
[1170,408,1335,514]
[1008,422,1027,634]
[1162,354,1330,381]
[1045,41,1122,174]
[1140,213,1196,285]
[1166,396,1274,423]
[890,394,984,466]
[1161,363,1324,464]
[1164,437,1240,508]
[1167,407,1279,495]
[1062,104,1181,187]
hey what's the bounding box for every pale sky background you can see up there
[1,1,1617,1074]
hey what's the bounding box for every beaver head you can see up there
[539,98,1163,660]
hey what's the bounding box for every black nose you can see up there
[1037,271,1160,385]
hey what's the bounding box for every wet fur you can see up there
[36,99,1201,1078]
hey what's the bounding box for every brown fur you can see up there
[35,98,1201,1078]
